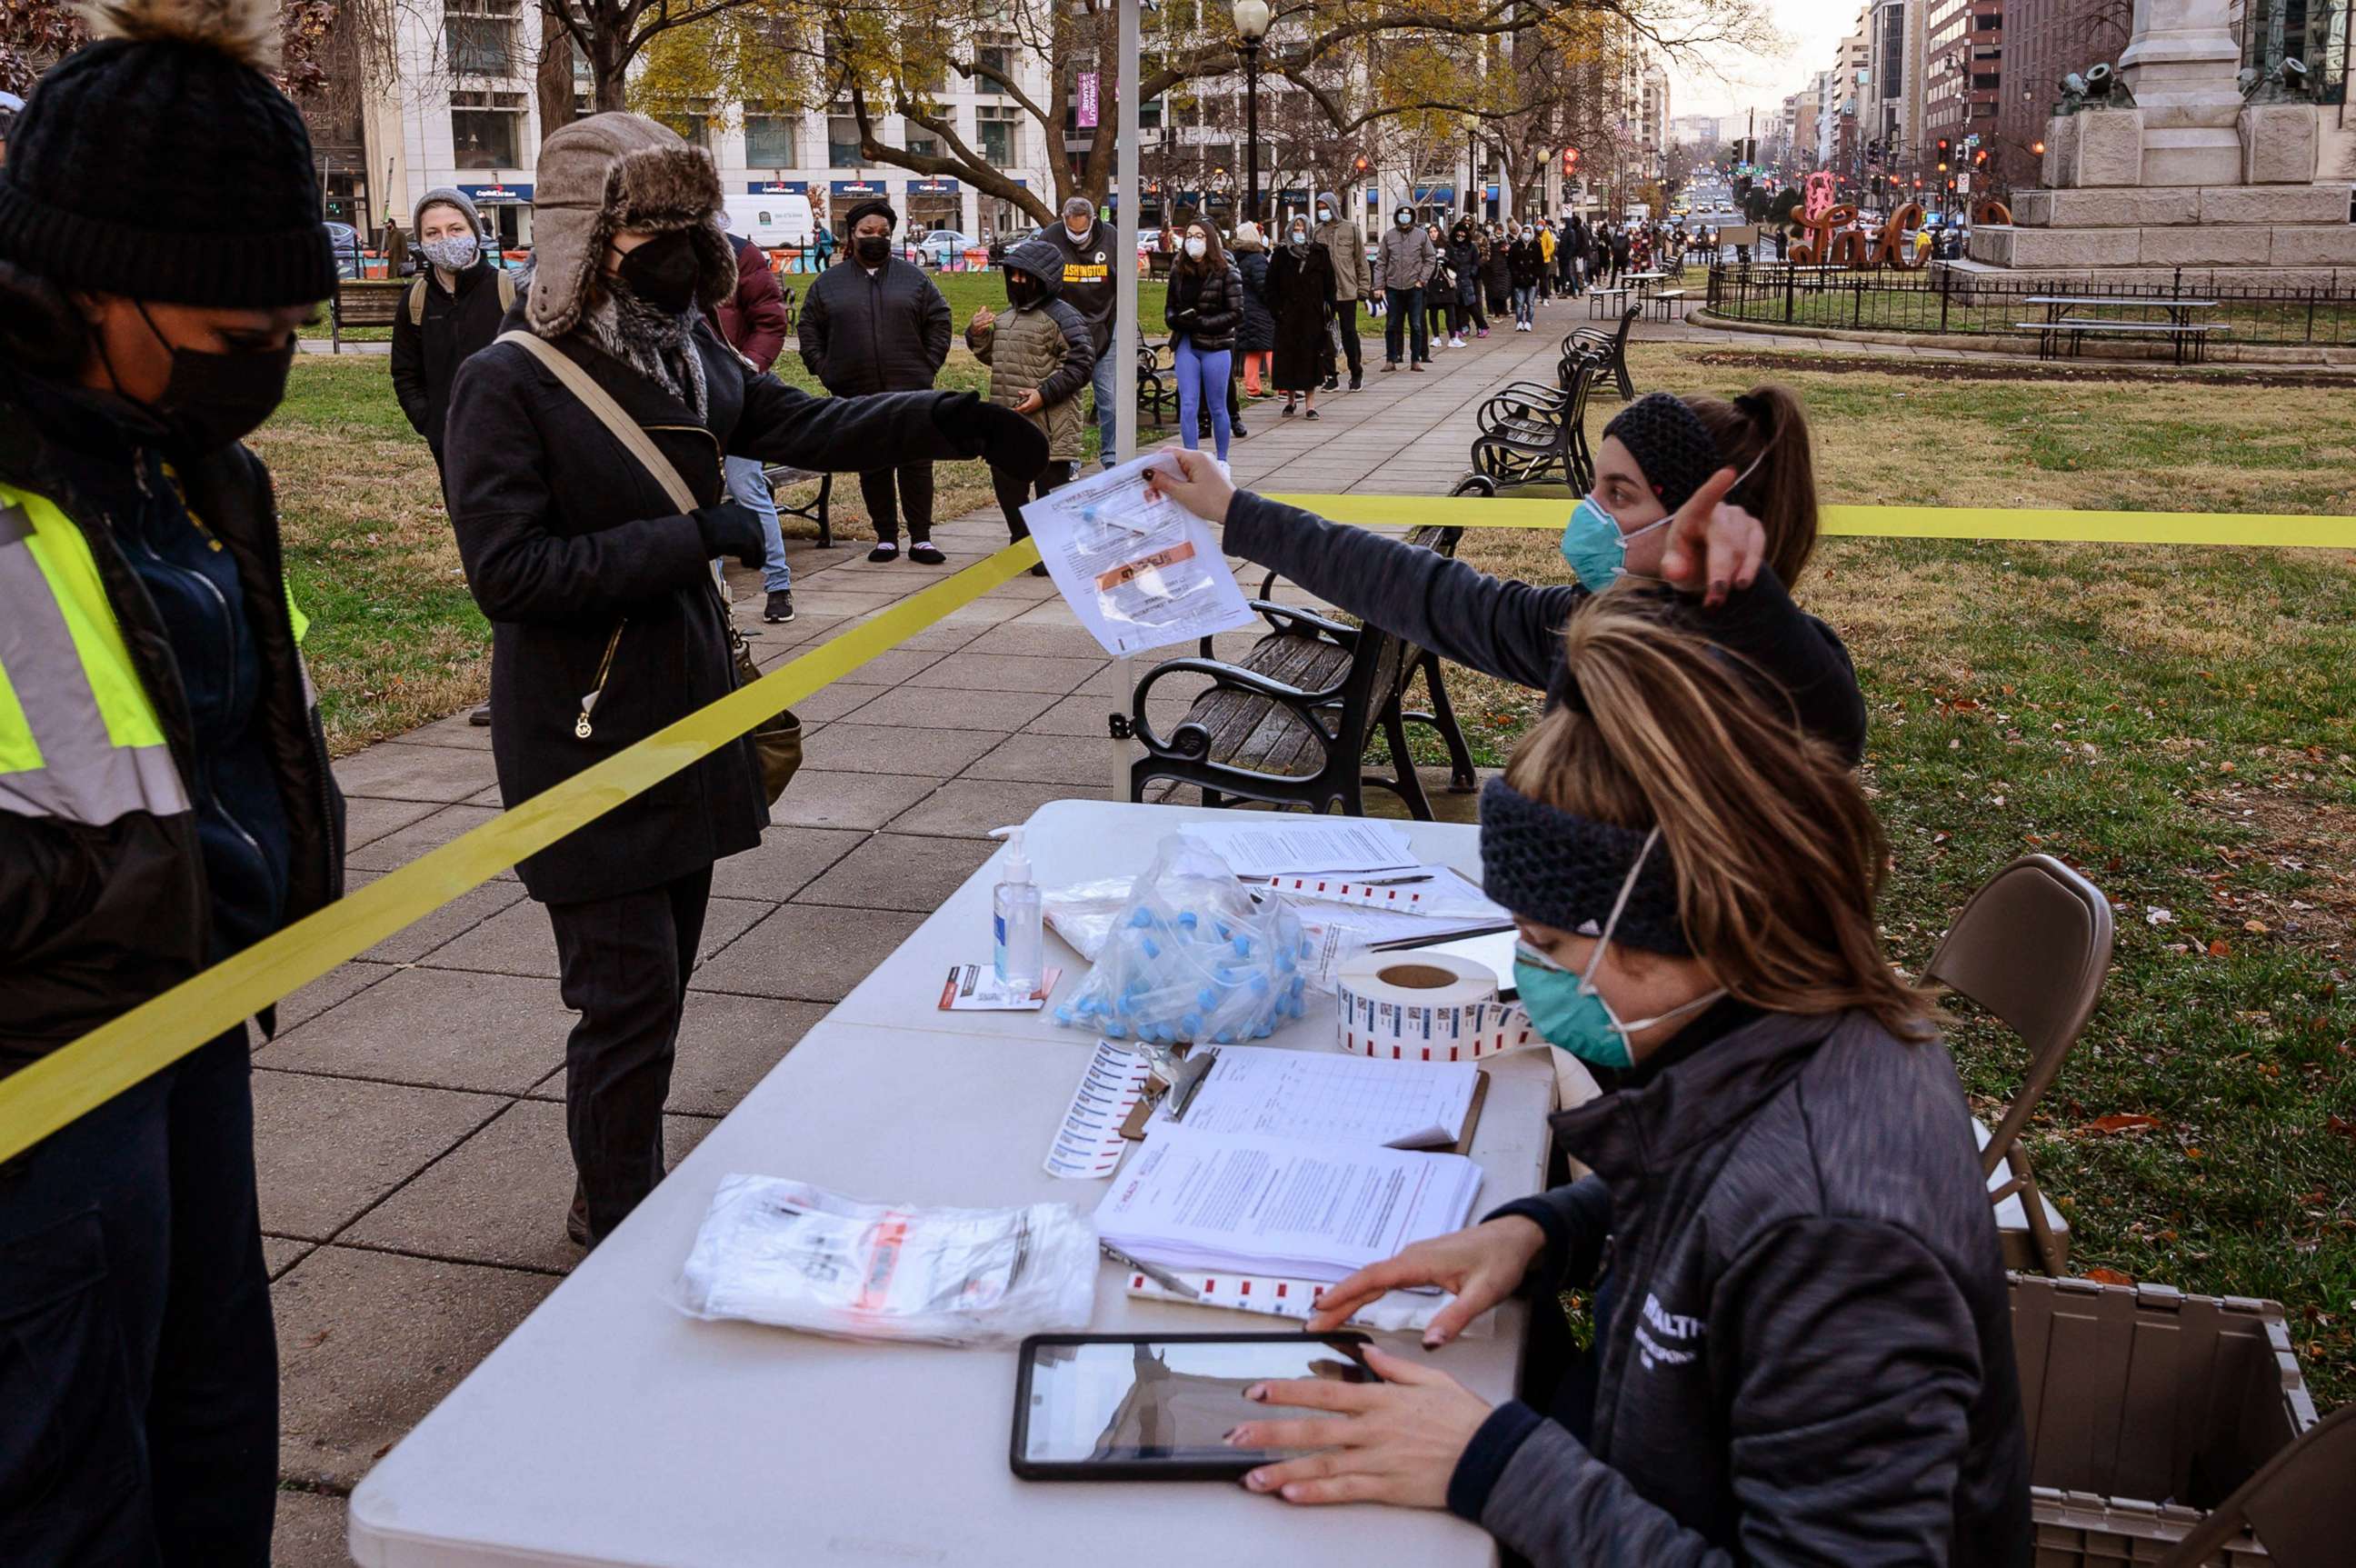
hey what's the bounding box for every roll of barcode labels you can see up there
[1334,953,1537,1063]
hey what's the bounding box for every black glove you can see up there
[694,500,765,568]
[933,391,1048,481]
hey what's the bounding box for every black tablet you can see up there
[1011,1332,1375,1481]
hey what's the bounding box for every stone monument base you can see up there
[1966,181,2354,274]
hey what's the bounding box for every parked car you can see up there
[324,221,364,279]
[911,228,981,269]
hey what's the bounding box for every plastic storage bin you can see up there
[2013,1273,2319,1567]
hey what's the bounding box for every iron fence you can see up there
[1701,263,2356,348]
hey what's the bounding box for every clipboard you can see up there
[1120,1065,1491,1156]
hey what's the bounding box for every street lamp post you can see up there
[1233,0,1271,225]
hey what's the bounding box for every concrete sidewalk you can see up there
[261,303,1589,1561]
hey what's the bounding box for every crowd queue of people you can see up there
[1,7,2036,1564]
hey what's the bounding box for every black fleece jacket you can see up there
[1219,493,1868,763]
[1450,1010,2032,1566]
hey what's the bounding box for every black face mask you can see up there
[1005,274,1040,308]
[854,233,893,265]
[614,231,702,315]
[113,303,295,453]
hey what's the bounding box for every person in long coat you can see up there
[442,114,1044,1246]
[1266,214,1336,420]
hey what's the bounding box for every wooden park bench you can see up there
[757,466,835,549]
[1562,304,1641,401]
[328,278,408,352]
[1137,339,1176,427]
[1467,349,1607,494]
[1128,525,1480,818]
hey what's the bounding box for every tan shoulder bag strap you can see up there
[493,329,698,513]
[407,275,427,327]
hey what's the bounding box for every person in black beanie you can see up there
[0,1,345,1562]
[796,196,955,563]
[440,114,1043,1248]
[1144,385,1868,765]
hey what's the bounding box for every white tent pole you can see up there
[1108,0,1144,803]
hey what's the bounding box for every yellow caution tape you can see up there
[0,537,1043,1166]
[8,491,2355,1164]
[1263,494,2356,550]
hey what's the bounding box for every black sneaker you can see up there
[467,703,491,727]
[566,1182,592,1248]
[1232,422,1250,439]
[909,541,946,565]
[1028,563,1050,577]
[1349,375,1363,391]
[764,590,795,624]
[1323,375,1340,392]
[867,540,900,563]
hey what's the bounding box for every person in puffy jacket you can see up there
[1223,587,2032,1568]
[796,196,953,563]
[0,5,345,1557]
[1507,225,1544,330]
[1163,219,1241,464]
[1231,220,1276,399]
[965,235,1094,574]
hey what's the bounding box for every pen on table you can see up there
[1353,874,1434,887]
[1100,1241,1203,1301]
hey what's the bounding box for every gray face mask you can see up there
[418,233,480,272]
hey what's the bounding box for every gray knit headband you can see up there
[1479,777,1689,955]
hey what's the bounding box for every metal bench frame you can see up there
[1128,525,1478,818]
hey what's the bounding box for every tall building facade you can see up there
[1922,0,2004,195]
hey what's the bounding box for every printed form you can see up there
[1021,454,1258,657]
[1093,1125,1483,1281]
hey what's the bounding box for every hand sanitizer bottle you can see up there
[989,825,1043,993]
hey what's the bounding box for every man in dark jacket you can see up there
[389,185,511,466]
[0,9,346,1560]
[708,225,796,623]
[443,114,1044,1247]
[797,196,953,562]
[1034,195,1118,468]
[1310,190,1370,390]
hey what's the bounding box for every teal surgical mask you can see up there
[1558,497,1670,590]
[1511,829,1723,1069]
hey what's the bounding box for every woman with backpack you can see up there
[390,186,513,470]
[440,113,1043,1250]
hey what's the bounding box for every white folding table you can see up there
[349,800,1557,1567]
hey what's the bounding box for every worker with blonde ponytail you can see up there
[1223,593,2032,1565]
[1148,382,1866,762]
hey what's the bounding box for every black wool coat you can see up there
[443,304,975,904]
[1265,245,1336,393]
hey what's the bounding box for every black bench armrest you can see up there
[1131,654,1344,755]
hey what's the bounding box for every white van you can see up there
[721,193,815,249]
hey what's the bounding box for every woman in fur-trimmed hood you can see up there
[440,111,1045,1251]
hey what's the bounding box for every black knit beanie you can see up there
[844,197,899,235]
[1479,776,1689,956]
[1601,392,1722,514]
[0,0,335,308]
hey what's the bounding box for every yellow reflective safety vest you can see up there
[0,484,192,825]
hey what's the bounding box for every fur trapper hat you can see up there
[524,112,735,338]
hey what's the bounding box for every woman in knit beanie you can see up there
[0,2,344,1562]
[1145,384,1870,765]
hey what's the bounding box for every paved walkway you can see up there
[257,303,1592,1562]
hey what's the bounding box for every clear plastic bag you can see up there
[1040,876,1140,964]
[674,1175,1097,1346]
[1053,834,1313,1045]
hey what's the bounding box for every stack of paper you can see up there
[1143,1047,1479,1150]
[1093,1125,1484,1283]
[1176,818,1415,877]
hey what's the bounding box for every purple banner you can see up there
[1078,73,1099,129]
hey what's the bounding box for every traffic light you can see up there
[1562,147,1580,176]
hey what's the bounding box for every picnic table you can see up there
[2019,295,2222,365]
[348,798,1566,1568]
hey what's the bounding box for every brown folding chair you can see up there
[1922,854,2114,1276]
[2157,1404,2356,1567]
